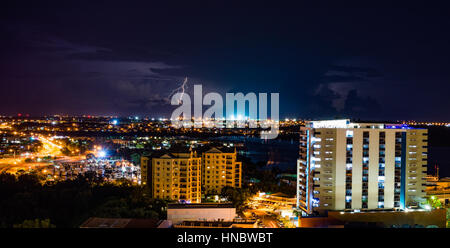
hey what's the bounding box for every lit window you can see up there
[346,130,354,137]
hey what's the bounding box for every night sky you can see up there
[1,2,450,120]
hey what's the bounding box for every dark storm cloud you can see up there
[327,65,383,78]
[0,25,186,116]
[323,65,383,83]
[311,61,384,119]
[1,2,450,120]
[342,89,381,118]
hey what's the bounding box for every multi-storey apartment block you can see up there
[201,147,242,194]
[297,119,427,215]
[141,146,242,202]
[141,150,201,203]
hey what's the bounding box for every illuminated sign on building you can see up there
[310,119,350,129]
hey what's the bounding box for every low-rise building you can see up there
[167,203,236,224]
[173,219,257,228]
[425,176,450,206]
[80,217,171,228]
[298,209,446,228]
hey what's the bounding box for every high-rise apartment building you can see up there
[141,150,201,203]
[201,147,242,194]
[141,146,242,202]
[297,119,427,215]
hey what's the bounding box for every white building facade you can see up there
[297,120,427,215]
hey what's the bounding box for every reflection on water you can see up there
[212,136,299,171]
[212,138,449,177]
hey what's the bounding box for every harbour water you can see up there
[213,136,299,172]
[213,137,449,177]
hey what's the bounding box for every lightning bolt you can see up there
[169,77,188,104]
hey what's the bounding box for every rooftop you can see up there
[168,203,234,209]
[194,145,237,154]
[80,217,162,228]
[438,177,450,182]
[174,219,256,228]
[308,119,422,130]
[143,146,236,159]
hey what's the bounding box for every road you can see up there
[246,209,280,228]
[0,135,77,174]
[0,162,52,174]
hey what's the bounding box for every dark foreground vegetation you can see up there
[0,152,296,227]
[0,173,168,228]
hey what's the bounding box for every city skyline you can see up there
[2,2,450,121]
[1,0,450,236]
